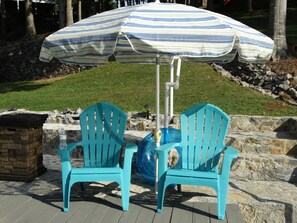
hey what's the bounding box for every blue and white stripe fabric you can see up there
[39,2,274,66]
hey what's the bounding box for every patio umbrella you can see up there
[40,1,274,128]
[39,1,274,190]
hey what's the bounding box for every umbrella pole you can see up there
[170,61,174,118]
[155,55,161,194]
[156,55,160,130]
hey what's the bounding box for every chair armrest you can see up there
[67,142,83,152]
[57,142,83,172]
[58,141,83,156]
[122,142,138,170]
[155,142,181,181]
[124,142,138,154]
[224,146,239,159]
[220,146,238,176]
[155,142,181,155]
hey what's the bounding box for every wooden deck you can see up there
[0,194,243,223]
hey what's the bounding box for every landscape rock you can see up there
[0,36,90,82]
[212,61,297,105]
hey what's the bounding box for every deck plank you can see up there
[0,193,244,223]
[118,202,142,223]
[48,201,83,223]
[226,204,244,223]
[14,196,61,223]
[209,203,227,223]
[100,196,124,223]
[0,195,9,212]
[0,195,8,202]
[82,200,111,223]
[0,196,39,223]
[153,203,174,223]
[65,201,98,223]
[193,202,210,223]
[171,202,194,223]
[0,195,32,220]
[135,204,156,223]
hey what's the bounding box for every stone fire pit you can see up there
[0,111,48,181]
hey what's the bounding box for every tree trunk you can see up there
[120,0,125,7]
[66,0,73,26]
[269,0,288,60]
[78,0,82,21]
[59,0,66,28]
[202,0,207,8]
[247,0,252,12]
[25,0,36,37]
[1,0,6,38]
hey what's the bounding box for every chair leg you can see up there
[62,180,71,212]
[157,179,166,213]
[217,187,228,220]
[121,181,130,211]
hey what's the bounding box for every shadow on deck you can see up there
[0,193,243,223]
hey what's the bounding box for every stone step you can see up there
[231,153,297,183]
[226,130,297,156]
[177,179,297,223]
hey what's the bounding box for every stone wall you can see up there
[0,127,46,181]
[230,115,297,137]
[42,111,297,155]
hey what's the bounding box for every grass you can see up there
[0,62,296,116]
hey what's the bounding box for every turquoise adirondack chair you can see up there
[58,102,137,212]
[155,103,238,220]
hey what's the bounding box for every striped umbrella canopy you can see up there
[40,2,274,65]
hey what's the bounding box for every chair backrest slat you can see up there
[187,113,196,170]
[80,103,127,168]
[107,109,121,166]
[194,108,204,170]
[95,108,103,167]
[88,111,96,167]
[212,116,229,168]
[180,104,230,173]
[101,107,112,167]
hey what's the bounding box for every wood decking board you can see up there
[152,203,174,223]
[0,194,243,223]
[0,195,31,218]
[226,204,244,223]
[0,196,38,223]
[100,196,125,223]
[171,201,194,223]
[118,203,142,223]
[64,201,99,223]
[81,202,111,223]
[48,201,83,223]
[14,197,60,223]
[193,202,210,223]
[209,203,227,223]
[135,204,156,223]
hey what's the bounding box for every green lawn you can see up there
[1,62,296,116]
